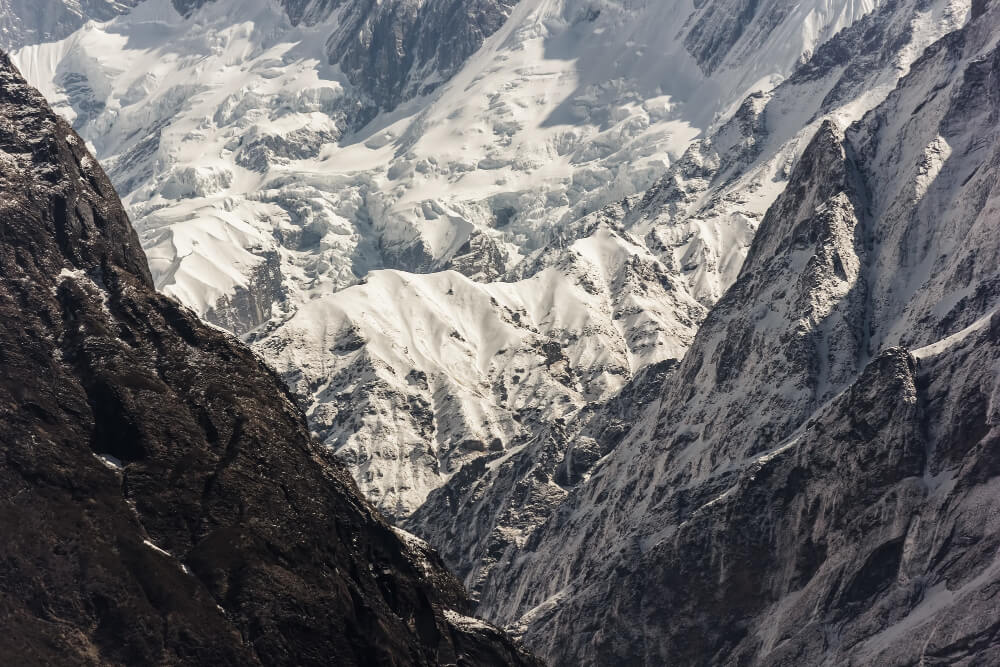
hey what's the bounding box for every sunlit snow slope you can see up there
[14,0,881,515]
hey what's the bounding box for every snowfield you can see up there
[11,0,887,516]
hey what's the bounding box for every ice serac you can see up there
[480,3,1000,663]
[0,52,539,666]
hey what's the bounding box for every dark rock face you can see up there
[235,127,343,173]
[324,0,519,114]
[684,0,781,75]
[281,0,341,26]
[203,250,285,336]
[171,0,211,17]
[0,52,539,666]
[446,229,508,282]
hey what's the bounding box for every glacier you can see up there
[11,0,886,517]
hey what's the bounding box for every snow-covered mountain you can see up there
[12,0,882,519]
[10,0,1000,664]
[249,224,703,515]
[403,0,971,597]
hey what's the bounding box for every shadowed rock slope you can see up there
[0,51,540,667]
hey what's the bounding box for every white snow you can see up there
[141,538,173,558]
[912,308,997,359]
[443,608,496,633]
[142,538,195,576]
[11,0,894,518]
[58,267,86,281]
[93,452,124,471]
[11,0,884,321]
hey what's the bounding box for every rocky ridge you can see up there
[476,3,1000,663]
[403,0,971,600]
[248,222,704,516]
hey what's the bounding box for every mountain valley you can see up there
[2,0,1000,664]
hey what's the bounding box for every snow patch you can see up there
[443,608,495,633]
